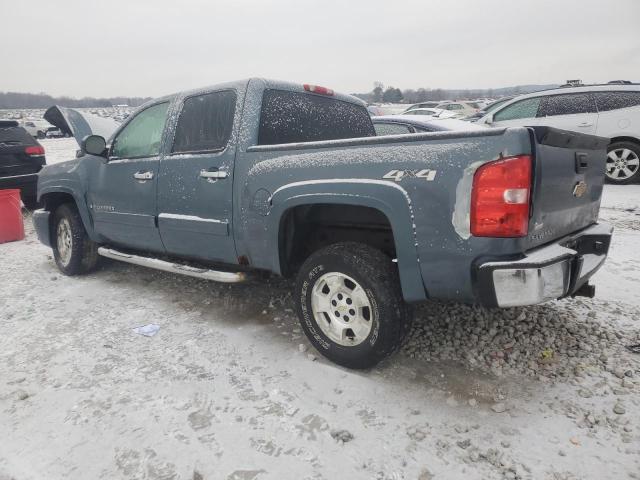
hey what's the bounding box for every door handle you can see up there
[578,122,593,127]
[133,171,154,181]
[199,169,228,181]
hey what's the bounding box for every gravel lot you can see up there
[0,139,638,480]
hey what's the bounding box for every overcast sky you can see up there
[3,0,638,98]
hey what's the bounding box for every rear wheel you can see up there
[606,141,640,184]
[294,242,412,369]
[52,203,100,275]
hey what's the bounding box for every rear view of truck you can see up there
[451,126,613,308]
[0,120,46,209]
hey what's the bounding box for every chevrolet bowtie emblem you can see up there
[573,181,588,198]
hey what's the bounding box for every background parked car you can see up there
[20,120,51,139]
[44,127,68,138]
[463,96,514,121]
[372,115,487,135]
[367,104,408,116]
[403,101,442,112]
[477,84,640,184]
[434,101,479,117]
[0,120,46,209]
[397,108,457,119]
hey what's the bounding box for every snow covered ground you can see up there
[0,139,638,480]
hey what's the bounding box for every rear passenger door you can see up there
[157,89,238,264]
[535,93,598,135]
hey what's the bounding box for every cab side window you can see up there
[171,90,237,153]
[111,102,169,158]
[493,97,541,121]
[537,94,596,117]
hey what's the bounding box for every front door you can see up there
[87,101,170,252]
[157,89,238,264]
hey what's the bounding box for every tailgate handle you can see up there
[575,152,589,174]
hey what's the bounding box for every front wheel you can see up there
[52,203,100,275]
[294,242,412,369]
[606,141,640,184]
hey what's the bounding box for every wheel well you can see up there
[41,192,76,213]
[610,136,640,147]
[278,204,396,277]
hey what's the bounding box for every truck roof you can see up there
[146,78,367,110]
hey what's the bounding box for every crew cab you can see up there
[33,78,613,369]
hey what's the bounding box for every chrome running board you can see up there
[97,247,246,283]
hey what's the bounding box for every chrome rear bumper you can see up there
[477,223,613,307]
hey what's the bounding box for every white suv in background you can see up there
[477,84,640,184]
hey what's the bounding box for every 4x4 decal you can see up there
[383,169,437,182]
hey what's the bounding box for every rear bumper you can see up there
[476,223,613,307]
[32,209,52,247]
[0,173,39,197]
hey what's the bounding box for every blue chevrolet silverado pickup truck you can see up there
[33,78,613,368]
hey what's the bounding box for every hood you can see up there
[44,106,120,146]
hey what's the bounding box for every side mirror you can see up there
[82,135,107,157]
[483,113,494,125]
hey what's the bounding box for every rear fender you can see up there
[268,179,427,302]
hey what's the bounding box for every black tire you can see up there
[37,131,45,139]
[52,203,100,275]
[294,242,412,369]
[605,141,640,185]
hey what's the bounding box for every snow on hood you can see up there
[44,106,119,146]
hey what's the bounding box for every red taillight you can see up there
[470,155,532,237]
[25,145,45,156]
[303,84,334,96]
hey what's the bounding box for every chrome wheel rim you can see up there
[606,148,639,181]
[57,218,73,266]
[310,272,373,347]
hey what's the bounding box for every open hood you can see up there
[44,106,120,146]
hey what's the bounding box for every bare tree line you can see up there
[0,92,152,109]
[354,82,558,104]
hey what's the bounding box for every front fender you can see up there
[268,179,427,302]
[38,181,98,242]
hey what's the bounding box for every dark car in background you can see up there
[0,120,46,209]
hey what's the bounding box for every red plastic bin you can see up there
[0,189,25,244]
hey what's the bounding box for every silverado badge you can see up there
[573,181,588,198]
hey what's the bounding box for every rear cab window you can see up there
[258,90,375,145]
[172,90,236,153]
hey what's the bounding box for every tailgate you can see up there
[526,126,609,249]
